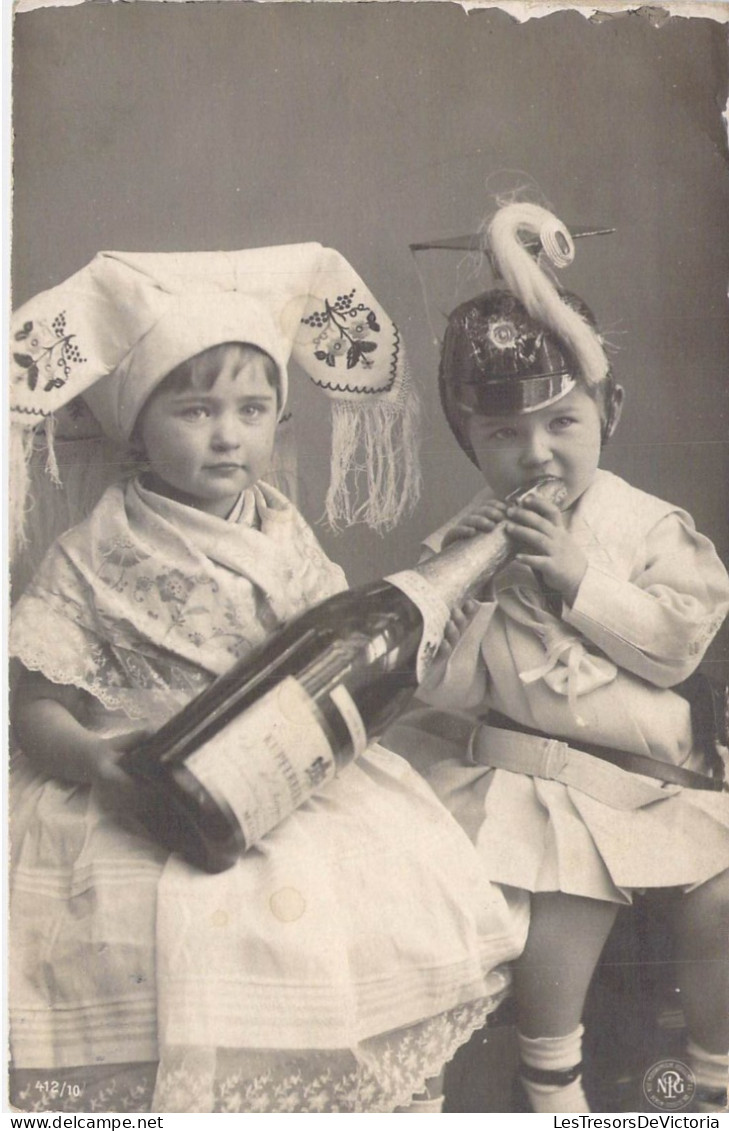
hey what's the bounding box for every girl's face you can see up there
[466,385,606,508]
[137,348,278,517]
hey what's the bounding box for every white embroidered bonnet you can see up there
[10,243,420,557]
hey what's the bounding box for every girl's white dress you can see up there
[9,478,528,1113]
[388,470,729,904]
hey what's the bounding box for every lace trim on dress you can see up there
[9,994,507,1114]
[153,993,507,1113]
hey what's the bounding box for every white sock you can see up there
[686,1039,728,1112]
[518,1025,588,1113]
[395,1095,444,1113]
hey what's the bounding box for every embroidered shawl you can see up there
[10,478,347,730]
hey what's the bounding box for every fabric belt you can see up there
[485,710,725,793]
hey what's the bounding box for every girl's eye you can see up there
[179,406,209,420]
[551,416,577,430]
[240,403,273,421]
[490,428,518,441]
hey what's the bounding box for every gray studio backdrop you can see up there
[11,0,729,676]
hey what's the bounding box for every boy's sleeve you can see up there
[420,487,497,556]
[417,600,496,710]
[563,510,729,686]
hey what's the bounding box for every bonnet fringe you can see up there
[326,360,421,533]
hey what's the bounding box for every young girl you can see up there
[389,203,729,1113]
[8,244,529,1113]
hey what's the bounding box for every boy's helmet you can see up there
[436,203,618,465]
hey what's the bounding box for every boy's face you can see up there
[138,349,278,516]
[466,385,604,508]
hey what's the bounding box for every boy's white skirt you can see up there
[388,708,729,905]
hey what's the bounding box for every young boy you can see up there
[394,202,729,1113]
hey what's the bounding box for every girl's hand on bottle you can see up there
[505,495,587,606]
[90,731,150,818]
[441,501,507,549]
[421,598,481,691]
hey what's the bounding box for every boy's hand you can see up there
[505,495,587,606]
[441,501,508,549]
[421,598,481,691]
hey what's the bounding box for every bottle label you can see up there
[330,684,368,754]
[186,676,360,848]
[384,570,451,683]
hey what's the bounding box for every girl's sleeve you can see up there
[10,542,127,710]
[563,510,729,686]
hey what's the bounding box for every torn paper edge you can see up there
[10,0,729,27]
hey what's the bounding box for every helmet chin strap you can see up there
[600,376,623,446]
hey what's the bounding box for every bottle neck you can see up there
[407,476,567,611]
[413,523,512,609]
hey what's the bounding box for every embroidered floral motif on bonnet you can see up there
[10,244,421,558]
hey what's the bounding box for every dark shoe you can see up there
[694,1086,728,1113]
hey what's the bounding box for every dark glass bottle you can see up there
[122,476,565,872]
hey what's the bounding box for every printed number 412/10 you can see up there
[35,1080,84,1099]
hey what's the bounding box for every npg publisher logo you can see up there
[643,1059,696,1111]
